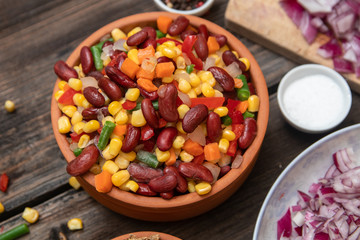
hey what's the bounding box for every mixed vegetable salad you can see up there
[53,15,259,199]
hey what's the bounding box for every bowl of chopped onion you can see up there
[254,123,360,240]
[51,12,269,221]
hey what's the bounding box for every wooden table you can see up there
[0,0,359,239]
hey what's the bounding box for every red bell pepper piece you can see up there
[0,173,9,192]
[226,140,237,157]
[232,124,245,140]
[190,97,225,110]
[226,99,241,113]
[182,35,203,70]
[122,100,137,110]
[176,96,183,108]
[192,153,205,165]
[70,132,85,143]
[248,82,256,95]
[229,110,244,124]
[156,38,183,46]
[141,125,155,141]
[57,88,81,105]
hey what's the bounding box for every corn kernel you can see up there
[161,47,177,59]
[187,89,197,98]
[71,111,83,125]
[4,100,15,113]
[108,101,122,116]
[176,122,186,134]
[232,50,239,58]
[102,145,116,160]
[78,134,90,148]
[83,120,100,133]
[219,44,230,52]
[114,156,130,169]
[193,85,202,95]
[69,176,81,190]
[180,150,194,162]
[82,98,92,109]
[101,116,115,126]
[89,164,102,175]
[163,40,176,47]
[115,110,128,125]
[22,207,39,224]
[239,57,250,71]
[62,105,77,118]
[73,122,85,135]
[109,138,122,156]
[54,90,64,101]
[208,54,221,65]
[67,218,83,230]
[74,65,84,78]
[222,129,236,141]
[177,104,190,119]
[155,148,170,162]
[128,49,139,65]
[73,93,85,107]
[173,135,185,149]
[189,73,201,87]
[162,75,174,83]
[118,151,136,161]
[214,89,224,97]
[219,138,230,153]
[125,88,140,102]
[58,80,67,90]
[58,103,65,111]
[58,116,71,134]
[201,82,215,97]
[198,71,213,82]
[0,202,4,214]
[102,160,119,174]
[214,107,229,117]
[178,78,192,93]
[187,180,196,193]
[68,78,82,91]
[195,182,212,195]
[120,180,139,192]
[111,28,126,41]
[174,69,186,75]
[175,56,186,69]
[248,95,260,112]
[155,51,164,58]
[111,170,130,187]
[131,109,147,127]
[127,26,142,37]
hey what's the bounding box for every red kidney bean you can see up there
[182,104,208,133]
[128,163,163,183]
[80,46,94,74]
[139,37,157,49]
[148,174,177,193]
[54,60,78,81]
[126,30,148,46]
[156,127,178,151]
[211,33,227,47]
[222,50,246,72]
[158,84,179,122]
[82,106,109,120]
[208,66,235,92]
[143,137,156,152]
[136,183,158,196]
[164,166,187,193]
[167,16,190,36]
[160,190,174,200]
[194,34,209,61]
[178,162,214,183]
[238,118,257,149]
[156,56,176,68]
[206,112,222,142]
[105,66,137,87]
[66,145,99,176]
[138,86,158,101]
[98,77,122,101]
[121,124,141,153]
[141,98,159,129]
[142,26,157,39]
[83,86,105,107]
[87,71,104,81]
[220,165,231,177]
[198,24,209,40]
[180,29,196,41]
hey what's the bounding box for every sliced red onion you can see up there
[177,90,192,107]
[81,76,98,90]
[231,151,243,169]
[203,56,216,71]
[298,0,332,14]
[188,125,206,146]
[224,62,242,78]
[113,39,126,51]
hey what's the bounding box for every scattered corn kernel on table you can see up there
[1,0,360,239]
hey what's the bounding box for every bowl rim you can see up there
[153,0,214,16]
[51,12,269,210]
[277,64,352,134]
[111,231,181,240]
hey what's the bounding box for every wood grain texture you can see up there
[225,0,360,93]
[0,0,359,239]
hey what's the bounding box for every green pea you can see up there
[186,64,194,74]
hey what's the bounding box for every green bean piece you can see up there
[152,100,159,110]
[186,64,194,74]
[221,116,232,126]
[90,45,103,71]
[95,38,114,49]
[130,100,159,112]
[97,121,116,150]
[236,74,250,101]
[243,110,255,119]
[73,148,83,157]
[0,223,29,240]
[156,30,166,39]
[136,150,161,168]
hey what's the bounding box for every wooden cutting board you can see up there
[225,0,360,94]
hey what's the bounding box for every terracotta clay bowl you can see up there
[51,12,269,221]
[112,231,181,240]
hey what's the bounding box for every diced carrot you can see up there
[95,170,113,193]
[157,16,173,34]
[236,101,248,114]
[234,77,244,89]
[186,25,198,33]
[204,143,221,162]
[137,78,158,92]
[155,62,175,78]
[112,124,127,136]
[182,139,204,156]
[137,45,155,64]
[120,58,140,79]
[207,36,220,54]
[192,153,205,165]
[136,67,155,80]
[165,148,177,166]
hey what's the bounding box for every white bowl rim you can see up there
[153,0,214,15]
[252,123,360,240]
[277,64,352,134]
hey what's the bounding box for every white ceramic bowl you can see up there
[153,0,214,16]
[277,64,352,134]
[253,123,360,239]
